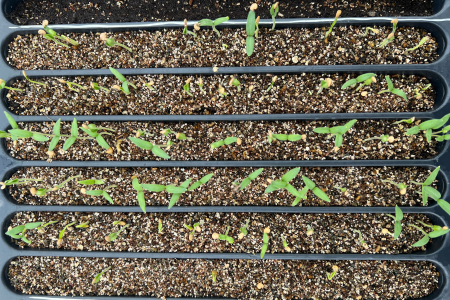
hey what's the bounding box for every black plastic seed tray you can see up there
[1,0,450,299]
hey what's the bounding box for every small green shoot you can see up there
[0,79,23,92]
[234,168,264,191]
[266,76,278,92]
[318,78,333,94]
[34,175,80,197]
[158,219,163,234]
[109,67,137,95]
[362,27,379,37]
[261,228,270,259]
[128,137,170,159]
[239,219,250,239]
[378,76,407,100]
[381,179,407,195]
[92,266,111,284]
[229,76,241,92]
[183,19,197,38]
[100,32,132,52]
[79,179,116,204]
[57,221,76,246]
[270,2,279,31]
[394,117,415,125]
[406,37,429,54]
[333,186,347,193]
[106,224,129,242]
[58,79,87,93]
[385,205,403,240]
[184,79,193,96]
[324,10,342,41]
[267,132,303,144]
[39,20,79,48]
[6,222,44,244]
[292,175,330,206]
[409,221,449,247]
[281,236,291,251]
[246,4,258,56]
[198,16,229,38]
[91,82,110,92]
[341,73,376,91]
[22,70,46,87]
[211,137,241,149]
[313,119,358,148]
[378,19,398,48]
[353,229,368,248]
[264,167,301,197]
[405,114,450,142]
[218,85,227,97]
[0,177,41,190]
[218,226,234,244]
[327,265,339,281]
[364,134,394,143]
[212,270,218,283]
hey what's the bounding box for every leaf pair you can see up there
[341,73,376,90]
[236,168,264,191]
[108,224,129,242]
[406,113,450,142]
[5,222,43,244]
[260,232,269,259]
[78,179,116,204]
[291,176,330,206]
[268,133,303,144]
[128,137,170,159]
[410,222,449,247]
[109,67,137,95]
[198,17,229,37]
[378,76,407,100]
[211,137,240,149]
[386,205,403,240]
[218,226,234,244]
[313,119,357,148]
[264,167,301,194]
[415,167,441,206]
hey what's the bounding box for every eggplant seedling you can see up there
[0,79,23,92]
[158,219,163,234]
[409,221,449,247]
[6,222,45,244]
[394,117,415,125]
[270,2,279,31]
[353,229,368,249]
[57,221,76,246]
[385,205,403,240]
[234,168,264,191]
[0,177,41,190]
[184,78,193,96]
[22,71,46,87]
[184,220,204,240]
[79,179,117,204]
[183,19,197,38]
[381,179,407,195]
[313,119,357,148]
[327,265,339,281]
[246,3,258,56]
[58,79,86,93]
[212,270,218,283]
[318,78,333,94]
[341,73,376,91]
[405,114,450,142]
[266,76,278,92]
[128,137,170,159]
[260,227,270,259]
[378,18,398,48]
[291,175,330,206]
[324,10,342,41]
[211,137,242,149]
[281,236,291,251]
[39,20,79,48]
[378,76,407,100]
[100,32,132,52]
[218,85,227,97]
[106,224,130,242]
[265,167,301,197]
[267,132,304,144]
[92,266,111,284]
[109,67,137,95]
[198,16,229,37]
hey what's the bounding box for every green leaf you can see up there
[248,168,264,180]
[96,135,110,149]
[53,119,61,136]
[102,191,114,204]
[385,76,394,91]
[187,181,202,191]
[24,222,43,230]
[281,168,300,183]
[394,221,402,240]
[272,180,287,189]
[291,187,309,206]
[109,67,126,83]
[246,11,255,36]
[108,232,118,241]
[78,179,105,185]
[422,185,429,206]
[9,129,33,138]
[246,36,255,56]
[63,136,77,150]
[21,237,31,244]
[224,137,238,145]
[302,176,315,190]
[165,186,187,194]
[356,73,376,83]
[395,205,403,221]
[80,127,98,137]
[129,137,153,150]
[429,229,450,238]
[180,178,192,189]
[437,199,450,216]
[411,235,430,247]
[6,225,25,236]
[330,126,346,134]
[239,178,252,191]
[314,127,331,134]
[273,134,288,141]
[152,145,170,159]
[86,190,104,196]
[419,119,443,130]
[48,136,60,151]
[406,126,420,135]
[211,140,225,149]
[214,16,229,26]
[286,184,302,198]
[264,182,281,194]
[132,178,142,192]
[426,128,432,142]
[424,166,440,186]
[260,243,268,259]
[341,79,358,89]
[392,89,407,100]
[141,184,166,192]
[137,190,146,213]
[122,81,130,95]
[312,187,330,202]
[335,134,343,147]
[225,236,234,244]
[36,188,48,196]
[263,233,269,244]
[71,119,78,137]
[423,186,441,201]
[4,112,18,129]
[199,19,214,26]
[344,119,358,132]
[287,134,303,141]
[168,193,182,209]
[32,133,49,142]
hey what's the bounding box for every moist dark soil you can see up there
[7,26,438,70]
[9,211,434,254]
[7,74,435,116]
[6,120,438,161]
[9,257,439,299]
[7,0,434,25]
[8,166,437,207]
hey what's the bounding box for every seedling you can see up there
[234,168,264,191]
[393,117,415,125]
[22,71,46,87]
[58,79,86,93]
[106,224,129,242]
[109,67,137,95]
[0,177,41,190]
[313,119,358,148]
[333,186,347,194]
[57,221,76,246]
[364,134,394,143]
[246,3,258,56]
[91,82,110,92]
[381,179,407,195]
[100,32,132,52]
[362,27,379,37]
[6,222,44,244]
[218,85,227,97]
[261,228,270,259]
[92,266,111,284]
[144,81,156,91]
[406,36,429,54]
[405,113,450,142]
[37,220,58,231]
[409,221,449,247]
[158,219,163,234]
[306,225,314,236]
[212,270,218,283]
[324,10,342,41]
[76,221,89,228]
[292,175,330,206]
[79,179,116,204]
[255,16,260,38]
[218,226,234,244]
[0,79,23,92]
[33,175,80,197]
[270,2,279,31]
[183,19,197,38]
[341,73,376,91]
[229,76,241,92]
[378,76,407,100]
[198,16,229,37]
[267,132,303,144]
[183,79,193,96]
[378,19,398,48]
[385,205,403,240]
[264,167,301,197]
[266,76,278,92]
[317,78,333,94]
[281,237,291,251]
[327,265,339,281]
[239,219,250,239]
[39,20,79,48]
[414,83,431,99]
[128,137,170,159]
[197,78,205,93]
[353,229,368,248]
[113,221,126,226]
[210,137,242,149]
[184,220,204,238]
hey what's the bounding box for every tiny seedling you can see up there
[306,225,314,236]
[0,177,41,190]
[229,76,241,92]
[183,79,193,96]
[362,27,379,37]
[39,20,79,48]
[266,76,278,92]
[210,137,241,149]
[106,224,130,242]
[113,221,126,226]
[364,134,394,143]
[292,175,330,206]
[414,83,431,99]
[78,179,116,204]
[33,175,80,197]
[184,220,204,238]
[327,265,339,281]
[394,117,415,125]
[158,219,163,234]
[6,222,44,244]
[281,236,291,251]
[270,2,279,31]
[37,220,59,231]
[218,225,234,244]
[324,10,342,41]
[264,167,301,197]
[22,70,46,87]
[0,79,23,92]
[318,78,333,94]
[261,228,270,259]
[183,19,197,38]
[378,19,398,48]
[378,76,407,100]
[406,36,429,54]
[91,82,110,92]
[385,205,403,240]
[267,132,303,144]
[353,229,368,248]
[58,79,86,93]
[381,179,407,195]
[405,113,450,142]
[218,85,227,97]
[197,78,205,93]
[92,266,111,284]
[128,137,170,159]
[334,186,347,194]
[100,32,132,52]
[239,219,250,238]
[234,168,264,191]
[198,16,229,37]
[313,119,358,148]
[109,67,137,95]
[144,81,156,91]
[246,4,258,56]
[57,221,76,246]
[212,270,218,283]
[409,221,449,247]
[341,73,376,92]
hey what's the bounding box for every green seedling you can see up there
[414,83,431,99]
[78,179,117,204]
[57,221,76,246]
[341,73,376,91]
[183,19,197,38]
[394,117,415,125]
[222,44,228,49]
[292,175,330,206]
[267,132,303,144]
[144,81,156,91]
[218,226,234,244]
[212,270,218,283]
[261,229,270,259]
[246,4,258,56]
[334,186,347,193]
[234,168,264,191]
[0,79,23,92]
[39,20,79,48]
[385,205,403,240]
[229,76,241,92]
[218,85,227,97]
[264,167,301,197]
[318,78,333,94]
[22,70,46,87]
[270,2,279,31]
[128,137,170,159]
[58,79,86,93]
[324,10,342,41]
[406,36,429,54]
[382,179,407,195]
[76,221,89,228]
[378,76,407,100]
[0,177,41,190]
[33,175,80,197]
[198,16,229,38]
[306,225,314,236]
[184,220,204,237]
[409,221,449,247]
[109,67,137,95]
[183,79,193,96]
[37,220,58,231]
[100,32,132,52]
[353,229,367,247]
[378,18,398,48]
[239,219,250,238]
[91,82,110,92]
[362,27,379,37]
[106,224,129,242]
[92,266,111,284]
[266,76,278,92]
[313,119,357,148]
[327,266,339,281]
[210,137,241,149]
[158,219,163,234]
[405,114,450,142]
[364,134,394,143]
[6,222,45,244]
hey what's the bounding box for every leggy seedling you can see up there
[341,73,376,92]
[0,79,23,92]
[364,134,394,143]
[39,20,79,48]
[183,19,197,38]
[109,67,137,95]
[58,79,87,93]
[234,168,264,191]
[22,71,46,87]
[246,3,258,56]
[78,179,117,204]
[260,227,270,259]
[324,10,342,41]
[313,119,357,148]
[210,137,242,149]
[0,177,41,190]
[6,222,46,244]
[32,175,81,197]
[106,223,130,242]
[409,221,449,247]
[405,113,450,142]
[378,76,407,100]
[92,266,111,284]
[384,205,403,240]
[270,2,279,31]
[405,36,429,54]
[381,179,407,195]
[198,16,229,38]
[100,32,132,52]
[378,19,398,48]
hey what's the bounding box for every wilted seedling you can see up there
[128,137,170,159]
[313,119,357,148]
[409,221,449,247]
[210,136,242,149]
[385,205,403,240]
[92,266,111,284]
[198,16,229,37]
[270,2,279,31]
[362,27,379,37]
[267,132,303,144]
[183,79,193,96]
[58,79,86,93]
[106,223,129,242]
[212,270,218,283]
[0,177,41,190]
[39,20,79,48]
[381,179,407,195]
[353,229,368,248]
[183,19,197,38]
[234,168,264,191]
[6,222,45,244]
[79,179,117,204]
[292,175,330,206]
[324,10,342,41]
[33,175,81,197]
[91,82,110,92]
[100,32,132,52]
[246,4,258,56]
[266,76,278,92]
[378,18,398,48]
[217,226,234,244]
[0,79,23,92]
[327,265,339,281]
[260,228,270,259]
[229,76,241,92]
[378,76,407,100]
[109,67,137,95]
[406,36,429,54]
[22,71,47,87]
[341,73,376,92]
[405,114,450,142]
[239,219,250,239]
[317,78,333,94]
[364,134,394,143]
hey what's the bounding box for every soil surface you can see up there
[7,26,438,70]
[8,166,436,207]
[7,74,435,116]
[7,0,434,25]
[6,120,438,161]
[9,212,434,254]
[9,257,439,299]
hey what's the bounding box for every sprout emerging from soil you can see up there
[33,175,81,197]
[198,16,229,38]
[406,36,429,54]
[255,16,260,38]
[234,168,264,191]
[378,76,407,100]
[318,78,333,94]
[100,32,132,52]
[109,67,137,95]
[327,265,339,281]
[353,229,368,249]
[270,2,279,31]
[313,119,357,148]
[239,219,251,239]
[385,205,404,240]
[183,19,197,38]
[324,10,341,41]
[144,81,156,91]
[393,117,415,125]
[306,225,314,236]
[106,223,130,242]
[414,83,431,99]
[6,222,45,244]
[58,78,87,93]
[184,220,204,240]
[333,186,348,195]
[22,70,47,87]
[0,79,23,92]
[409,221,449,247]
[362,27,379,37]
[92,266,111,284]
[229,76,241,91]
[341,73,376,92]
[260,228,270,259]
[158,219,163,234]
[378,18,398,48]
[266,76,278,92]
[381,179,407,195]
[197,78,205,93]
[218,85,227,97]
[212,270,218,283]
[216,225,234,244]
[406,114,450,143]
[91,82,110,92]
[78,179,117,204]
[267,131,304,144]
[246,4,258,56]
[39,20,79,48]
[364,134,395,143]
[281,236,291,251]
[57,221,76,246]
[210,136,242,149]
[183,78,193,96]
[0,177,41,190]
